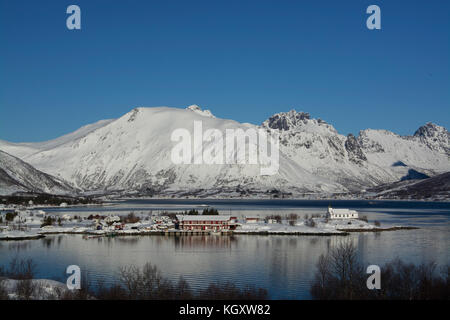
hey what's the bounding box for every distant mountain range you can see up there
[0,105,448,199]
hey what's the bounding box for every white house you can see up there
[104,216,121,224]
[326,207,358,219]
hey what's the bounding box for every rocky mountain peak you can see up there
[413,122,449,154]
[414,122,447,138]
[262,110,313,131]
[186,105,215,118]
[262,110,338,137]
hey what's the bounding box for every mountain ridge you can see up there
[0,106,448,197]
[0,150,76,195]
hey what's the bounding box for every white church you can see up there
[326,206,359,219]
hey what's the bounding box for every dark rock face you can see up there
[414,122,439,138]
[414,122,450,154]
[357,133,385,153]
[128,108,140,122]
[265,111,311,131]
[345,134,367,164]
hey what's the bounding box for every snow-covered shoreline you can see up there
[113,196,450,202]
[0,230,45,240]
[0,278,68,300]
[0,207,417,240]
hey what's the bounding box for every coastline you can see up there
[112,197,450,204]
[0,225,420,241]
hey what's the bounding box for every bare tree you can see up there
[0,279,8,300]
[311,242,450,300]
[287,213,298,226]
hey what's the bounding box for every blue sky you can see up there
[0,0,449,142]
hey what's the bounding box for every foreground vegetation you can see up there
[0,258,267,300]
[310,241,449,300]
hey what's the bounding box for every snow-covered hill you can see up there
[0,106,448,197]
[0,150,75,195]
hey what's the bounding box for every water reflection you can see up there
[0,202,448,299]
[4,241,32,252]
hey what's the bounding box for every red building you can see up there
[176,215,238,231]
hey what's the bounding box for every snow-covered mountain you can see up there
[413,122,450,154]
[0,150,75,195]
[0,106,448,197]
[263,110,449,191]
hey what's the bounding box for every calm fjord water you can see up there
[1,200,449,299]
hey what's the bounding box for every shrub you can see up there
[310,242,450,300]
[163,212,177,220]
[0,280,8,300]
[287,213,298,226]
[187,209,199,216]
[16,279,37,300]
[5,211,17,222]
[121,212,140,224]
[305,218,316,228]
[197,282,268,300]
[101,262,267,300]
[0,259,268,300]
[202,208,219,215]
[41,216,55,227]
